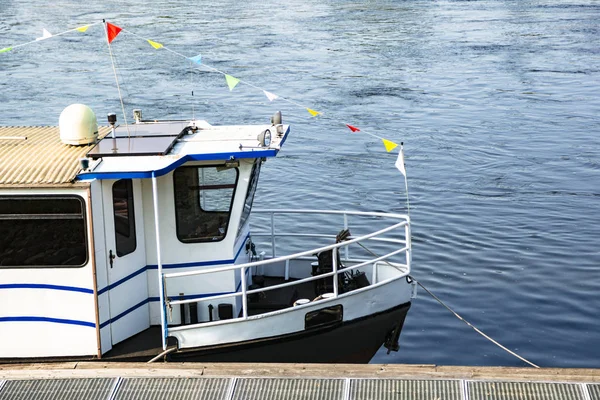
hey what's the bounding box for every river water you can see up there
[1,0,599,367]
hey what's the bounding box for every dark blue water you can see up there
[1,0,599,368]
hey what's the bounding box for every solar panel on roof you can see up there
[87,136,178,158]
[111,122,190,138]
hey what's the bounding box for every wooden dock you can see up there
[0,362,599,399]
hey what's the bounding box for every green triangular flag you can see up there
[0,47,13,54]
[225,74,240,91]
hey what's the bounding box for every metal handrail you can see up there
[164,210,411,319]
[164,220,408,279]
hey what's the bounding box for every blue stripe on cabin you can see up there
[0,316,95,328]
[0,283,93,294]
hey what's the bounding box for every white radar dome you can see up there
[59,104,99,146]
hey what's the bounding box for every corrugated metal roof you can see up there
[0,126,109,187]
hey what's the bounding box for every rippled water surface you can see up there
[1,0,599,367]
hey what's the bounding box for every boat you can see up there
[0,104,415,363]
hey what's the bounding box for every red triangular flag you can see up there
[346,124,360,132]
[106,22,122,44]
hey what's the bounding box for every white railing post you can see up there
[241,267,248,319]
[332,249,338,297]
[270,212,276,258]
[285,259,290,281]
[152,172,167,351]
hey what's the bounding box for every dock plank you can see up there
[588,384,600,400]
[350,379,462,400]
[114,377,230,400]
[0,378,114,400]
[233,378,345,400]
[467,381,585,400]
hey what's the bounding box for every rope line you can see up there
[411,277,540,368]
[352,241,539,368]
[2,22,102,51]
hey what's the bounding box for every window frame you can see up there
[0,195,89,268]
[237,159,262,239]
[112,179,137,257]
[173,165,239,244]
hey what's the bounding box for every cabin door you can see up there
[102,178,150,345]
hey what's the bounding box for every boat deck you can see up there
[0,363,599,400]
[98,275,316,362]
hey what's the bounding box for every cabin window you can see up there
[174,165,238,243]
[113,179,136,257]
[237,160,261,238]
[0,196,87,267]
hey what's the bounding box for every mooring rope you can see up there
[352,241,540,368]
[410,276,540,368]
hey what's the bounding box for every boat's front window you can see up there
[174,165,238,243]
[237,159,261,238]
[0,196,87,267]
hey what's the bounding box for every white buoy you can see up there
[59,104,98,145]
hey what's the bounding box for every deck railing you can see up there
[163,210,411,329]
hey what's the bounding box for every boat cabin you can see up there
[0,105,288,359]
[0,105,413,363]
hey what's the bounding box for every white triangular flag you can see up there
[263,90,279,102]
[395,146,406,177]
[36,28,52,41]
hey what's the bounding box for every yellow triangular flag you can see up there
[76,25,89,33]
[147,40,163,49]
[225,75,240,91]
[307,108,321,117]
[382,138,398,152]
[0,47,12,54]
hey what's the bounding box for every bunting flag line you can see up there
[36,28,52,41]
[108,24,406,157]
[225,74,240,91]
[189,54,202,64]
[346,124,360,132]
[0,21,406,156]
[99,24,406,154]
[382,138,398,152]
[263,90,278,102]
[106,22,122,44]
[147,40,163,49]
[1,22,97,56]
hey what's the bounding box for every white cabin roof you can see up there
[78,119,290,181]
[0,118,289,187]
